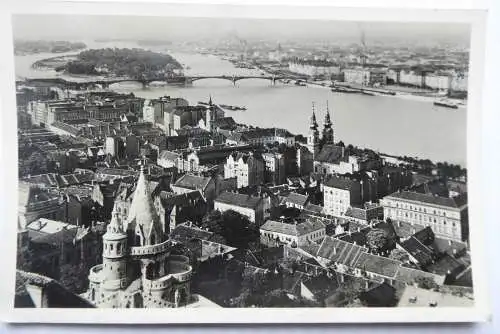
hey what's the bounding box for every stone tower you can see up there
[101,212,128,289]
[307,103,320,158]
[322,101,334,145]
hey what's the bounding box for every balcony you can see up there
[88,264,103,283]
[130,239,171,257]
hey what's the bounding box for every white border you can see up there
[0,0,490,324]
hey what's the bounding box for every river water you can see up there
[14,41,467,166]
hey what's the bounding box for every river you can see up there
[14,41,467,166]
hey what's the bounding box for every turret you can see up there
[102,212,128,284]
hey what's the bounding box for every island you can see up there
[54,48,183,79]
[14,40,86,55]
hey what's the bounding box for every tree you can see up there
[389,248,410,263]
[58,260,91,294]
[415,275,438,290]
[366,228,394,254]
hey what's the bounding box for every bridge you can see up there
[16,74,306,90]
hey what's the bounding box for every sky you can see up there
[12,14,471,46]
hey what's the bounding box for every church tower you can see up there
[101,211,128,289]
[307,103,320,158]
[322,101,334,145]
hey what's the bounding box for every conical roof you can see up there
[127,166,161,242]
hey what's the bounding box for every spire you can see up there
[208,94,213,106]
[310,102,318,129]
[324,100,332,127]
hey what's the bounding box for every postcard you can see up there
[0,0,490,324]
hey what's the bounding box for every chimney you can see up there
[26,284,49,308]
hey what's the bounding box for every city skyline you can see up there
[12,14,470,47]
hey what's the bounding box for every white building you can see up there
[288,60,341,77]
[323,176,362,217]
[262,152,285,185]
[224,152,264,189]
[380,191,468,242]
[260,219,326,247]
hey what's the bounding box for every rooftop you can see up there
[173,174,212,191]
[215,191,262,209]
[385,191,467,209]
[285,192,309,207]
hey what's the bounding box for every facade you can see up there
[241,128,295,147]
[214,191,266,226]
[288,59,341,77]
[323,176,362,217]
[262,152,286,185]
[259,219,326,247]
[380,191,468,242]
[343,68,387,86]
[83,167,194,308]
[171,174,216,208]
[18,181,65,229]
[223,152,264,189]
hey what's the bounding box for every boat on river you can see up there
[434,99,459,109]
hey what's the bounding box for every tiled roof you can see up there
[173,174,212,191]
[400,236,435,265]
[324,176,358,191]
[394,266,446,286]
[160,190,205,209]
[158,150,181,162]
[385,191,468,209]
[316,236,366,267]
[260,220,297,236]
[215,191,262,209]
[285,192,309,206]
[354,253,401,278]
[170,223,214,243]
[15,270,95,308]
[296,219,326,236]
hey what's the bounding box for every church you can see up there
[82,165,195,308]
[297,102,381,176]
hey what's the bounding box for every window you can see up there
[110,244,114,251]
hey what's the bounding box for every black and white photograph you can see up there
[0,1,492,324]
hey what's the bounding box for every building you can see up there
[214,191,266,226]
[283,192,309,210]
[262,152,286,185]
[15,270,95,308]
[259,219,326,247]
[343,68,387,86]
[143,96,189,134]
[240,128,295,147]
[343,203,384,225]
[380,191,468,242]
[23,218,100,279]
[224,152,264,189]
[288,59,341,78]
[18,181,65,229]
[171,174,216,208]
[323,176,362,217]
[82,166,194,308]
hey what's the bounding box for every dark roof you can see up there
[359,283,397,307]
[354,253,401,278]
[15,270,95,308]
[315,144,344,163]
[215,191,262,209]
[285,192,309,206]
[324,176,358,191]
[170,223,214,243]
[173,174,212,191]
[400,236,435,266]
[316,236,366,267]
[385,191,468,209]
[213,117,237,130]
[426,254,465,276]
[159,190,205,209]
